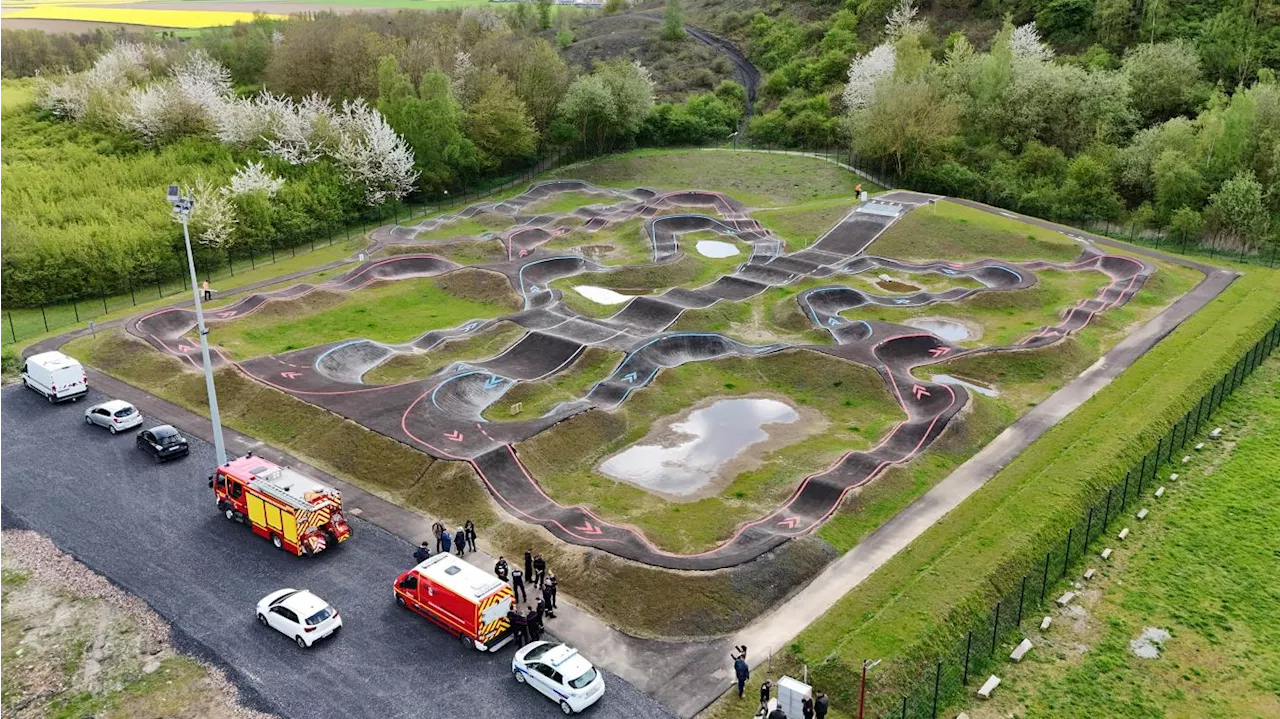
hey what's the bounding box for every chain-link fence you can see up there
[872,319,1280,719]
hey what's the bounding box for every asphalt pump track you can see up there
[130,181,1154,570]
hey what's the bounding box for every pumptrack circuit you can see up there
[130,181,1154,570]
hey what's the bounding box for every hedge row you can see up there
[793,269,1280,710]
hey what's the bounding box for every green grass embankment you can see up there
[870,201,1083,262]
[364,321,526,385]
[791,270,1280,709]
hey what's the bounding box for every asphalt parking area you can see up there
[0,384,673,719]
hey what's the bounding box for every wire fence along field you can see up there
[870,319,1280,719]
[2,147,591,345]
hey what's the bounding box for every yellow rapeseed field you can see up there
[2,5,284,27]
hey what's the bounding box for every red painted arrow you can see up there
[573,521,603,536]
[443,430,464,442]
[928,347,951,357]
[177,344,195,353]
[776,517,800,529]
[518,248,529,258]
[217,311,236,319]
[280,371,303,379]
[912,384,931,399]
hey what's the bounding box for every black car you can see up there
[136,425,190,462]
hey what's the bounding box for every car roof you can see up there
[541,644,593,677]
[280,589,329,616]
[96,400,132,411]
[151,425,181,437]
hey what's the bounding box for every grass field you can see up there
[549,149,860,207]
[1,5,283,27]
[963,353,1280,719]
[515,349,903,552]
[753,198,855,250]
[870,200,1084,262]
[207,270,520,359]
[788,269,1280,713]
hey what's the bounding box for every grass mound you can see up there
[364,322,526,385]
[871,200,1082,262]
[489,347,624,420]
[754,198,853,250]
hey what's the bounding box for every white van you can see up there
[22,351,88,403]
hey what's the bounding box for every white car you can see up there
[84,399,143,434]
[256,589,342,648]
[512,641,606,714]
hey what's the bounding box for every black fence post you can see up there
[1041,550,1051,604]
[962,630,973,685]
[128,278,136,306]
[1121,471,1131,511]
[1016,575,1027,627]
[931,661,942,718]
[901,694,908,719]
[228,252,235,277]
[73,300,80,323]
[1063,527,1073,578]
[1154,436,1165,468]
[991,602,1001,655]
[7,311,16,343]
[1193,395,1206,436]
[41,306,49,333]
[1103,488,1113,529]
[1084,506,1094,545]
[102,295,108,315]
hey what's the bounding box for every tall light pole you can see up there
[168,184,228,467]
[858,658,881,719]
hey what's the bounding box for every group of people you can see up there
[733,646,829,719]
[419,520,478,559]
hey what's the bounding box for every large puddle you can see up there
[598,397,798,495]
[906,317,973,342]
[695,239,740,258]
[931,374,1000,397]
[574,285,635,305]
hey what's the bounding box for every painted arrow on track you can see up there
[280,371,303,379]
[483,375,504,390]
[443,430,464,442]
[177,344,195,353]
[622,371,638,383]
[912,384,931,399]
[461,322,478,332]
[928,347,951,358]
[827,317,840,327]
[216,311,236,318]
[776,517,801,529]
[573,521,603,536]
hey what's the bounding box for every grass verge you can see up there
[753,198,855,250]
[364,321,527,385]
[959,354,1280,719]
[869,200,1082,262]
[790,269,1280,712]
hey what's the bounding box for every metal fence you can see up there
[874,319,1280,719]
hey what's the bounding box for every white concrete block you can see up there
[1170,473,1180,481]
[1210,427,1222,438]
[977,675,1001,699]
[1118,527,1130,540]
[1101,548,1113,560]
[1056,591,1076,607]
[1195,442,1205,451]
[956,714,970,719]
[1083,568,1096,580]
[1074,581,1083,590]
[1040,616,1052,631]
[1010,638,1033,662]
[1137,508,1149,520]
[1155,486,1166,498]
[1182,455,1191,464]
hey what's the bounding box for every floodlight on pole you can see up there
[169,184,228,467]
[858,658,881,719]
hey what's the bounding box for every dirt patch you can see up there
[437,267,521,309]
[876,279,921,293]
[1,530,272,719]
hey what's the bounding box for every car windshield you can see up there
[523,643,556,661]
[305,607,334,625]
[113,407,135,418]
[568,667,598,689]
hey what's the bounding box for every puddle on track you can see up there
[906,318,973,342]
[599,397,798,495]
[574,285,636,305]
[695,240,740,258]
[931,374,1000,397]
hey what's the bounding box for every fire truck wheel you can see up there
[514,669,526,684]
[271,534,283,550]
[395,594,407,608]
[295,635,307,649]
[460,633,473,650]
[224,508,236,521]
[560,700,573,715]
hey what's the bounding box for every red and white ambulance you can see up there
[211,454,351,556]
[394,553,515,651]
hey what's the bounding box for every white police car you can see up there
[512,641,605,714]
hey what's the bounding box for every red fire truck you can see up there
[394,553,515,651]
[211,454,351,556]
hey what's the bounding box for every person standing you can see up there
[526,606,542,642]
[508,608,528,647]
[432,522,445,553]
[511,567,526,603]
[440,528,452,555]
[813,690,828,719]
[541,581,556,619]
[523,548,533,578]
[801,695,814,719]
[201,280,213,301]
[766,705,787,719]
[758,680,772,718]
[532,554,547,588]
[494,556,509,581]
[532,599,546,638]
[464,520,477,552]
[413,541,431,563]
[734,655,750,699]
[454,527,466,556]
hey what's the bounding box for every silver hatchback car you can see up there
[84,400,143,434]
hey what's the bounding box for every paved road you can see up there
[0,385,673,719]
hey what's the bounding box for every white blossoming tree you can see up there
[119,50,233,144]
[179,178,238,248]
[226,161,286,198]
[842,43,896,112]
[331,99,419,205]
[884,0,925,40]
[1010,22,1054,61]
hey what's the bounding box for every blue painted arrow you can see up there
[529,284,540,293]
[484,375,504,390]
[894,299,910,305]
[827,317,839,327]
[941,268,956,275]
[461,322,478,332]
[622,371,638,383]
